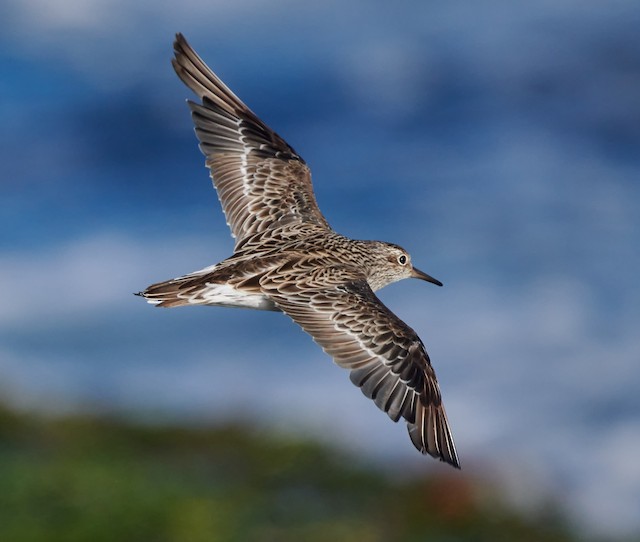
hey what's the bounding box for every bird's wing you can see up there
[172,33,330,248]
[261,267,459,468]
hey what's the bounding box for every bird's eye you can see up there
[398,255,407,265]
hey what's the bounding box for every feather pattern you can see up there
[138,34,460,468]
[260,264,459,467]
[172,33,330,248]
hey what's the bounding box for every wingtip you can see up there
[443,451,461,470]
[407,405,460,469]
[174,32,186,47]
[412,429,461,470]
[173,33,192,61]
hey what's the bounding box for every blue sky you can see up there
[2,0,640,536]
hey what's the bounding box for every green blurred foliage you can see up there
[0,403,590,542]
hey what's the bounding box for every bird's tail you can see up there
[135,274,204,308]
[136,266,280,311]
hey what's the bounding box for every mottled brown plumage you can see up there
[138,33,459,468]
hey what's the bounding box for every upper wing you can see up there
[261,269,460,468]
[172,34,330,248]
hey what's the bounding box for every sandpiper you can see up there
[138,34,459,468]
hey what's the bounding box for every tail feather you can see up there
[136,271,279,311]
[136,275,204,308]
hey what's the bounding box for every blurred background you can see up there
[1,0,639,540]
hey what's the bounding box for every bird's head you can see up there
[366,242,442,292]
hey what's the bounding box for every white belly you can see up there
[199,283,279,311]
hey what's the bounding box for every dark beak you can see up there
[411,267,443,287]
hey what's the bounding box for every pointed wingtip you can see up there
[445,452,462,470]
[173,33,191,61]
[407,405,460,469]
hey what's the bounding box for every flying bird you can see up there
[138,33,459,468]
